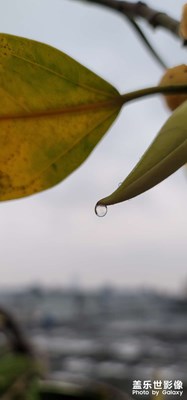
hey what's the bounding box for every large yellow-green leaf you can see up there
[96,100,187,207]
[0,33,122,201]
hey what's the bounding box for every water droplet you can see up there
[118,182,122,187]
[95,204,108,217]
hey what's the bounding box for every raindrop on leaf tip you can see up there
[95,204,108,217]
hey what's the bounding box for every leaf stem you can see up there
[121,84,187,105]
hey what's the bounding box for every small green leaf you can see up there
[97,100,187,207]
[0,354,38,397]
[0,34,123,201]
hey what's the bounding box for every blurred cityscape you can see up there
[0,286,187,398]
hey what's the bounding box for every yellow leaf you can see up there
[0,34,122,201]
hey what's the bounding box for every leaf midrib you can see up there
[0,96,123,120]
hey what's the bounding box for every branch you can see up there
[80,0,180,38]
[0,307,33,356]
[125,16,167,68]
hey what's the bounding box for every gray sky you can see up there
[0,0,186,294]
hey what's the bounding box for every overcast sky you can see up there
[0,0,186,295]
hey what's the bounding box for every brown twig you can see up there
[80,0,180,38]
[0,307,32,356]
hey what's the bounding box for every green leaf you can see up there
[96,100,187,207]
[0,33,122,201]
[0,354,38,397]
